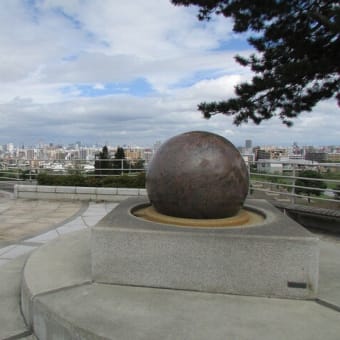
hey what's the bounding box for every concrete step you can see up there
[32,280,340,340]
[21,230,340,340]
[0,254,33,339]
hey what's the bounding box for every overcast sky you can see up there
[1,0,339,148]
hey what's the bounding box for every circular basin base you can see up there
[133,205,264,228]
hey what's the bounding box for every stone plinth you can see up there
[91,198,319,299]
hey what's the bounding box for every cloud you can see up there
[0,0,338,148]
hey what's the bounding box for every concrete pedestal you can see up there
[91,198,319,299]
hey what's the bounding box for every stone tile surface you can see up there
[0,198,113,266]
[1,194,340,340]
[0,199,84,243]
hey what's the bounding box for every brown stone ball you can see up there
[146,131,249,219]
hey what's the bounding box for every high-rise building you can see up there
[26,149,35,160]
[7,143,14,154]
[153,141,162,153]
[79,148,88,160]
[245,139,252,149]
[256,149,271,160]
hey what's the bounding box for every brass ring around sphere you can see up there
[133,205,251,228]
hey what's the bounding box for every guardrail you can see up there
[0,158,145,181]
[1,158,340,207]
[249,161,340,206]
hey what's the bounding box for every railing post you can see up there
[247,161,251,196]
[29,160,32,183]
[16,159,20,181]
[291,163,296,204]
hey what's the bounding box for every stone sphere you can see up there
[146,131,249,219]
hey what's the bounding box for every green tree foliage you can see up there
[114,147,125,159]
[131,159,145,171]
[37,172,146,188]
[172,0,340,126]
[114,147,129,173]
[95,146,112,175]
[295,170,327,202]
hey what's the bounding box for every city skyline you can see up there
[0,0,339,147]
[2,139,340,152]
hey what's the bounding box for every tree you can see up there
[131,159,145,172]
[95,146,111,175]
[114,147,126,160]
[295,170,327,202]
[113,147,129,173]
[172,0,340,126]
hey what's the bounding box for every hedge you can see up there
[37,172,146,188]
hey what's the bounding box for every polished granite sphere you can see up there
[146,131,249,219]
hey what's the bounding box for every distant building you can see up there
[257,158,319,174]
[288,154,304,160]
[7,143,14,154]
[256,149,271,160]
[245,139,252,149]
[26,149,35,160]
[269,148,288,159]
[327,153,340,162]
[242,154,254,164]
[125,147,144,161]
[55,151,67,160]
[143,149,153,168]
[305,152,328,162]
[257,160,283,174]
[153,141,162,154]
[79,148,88,160]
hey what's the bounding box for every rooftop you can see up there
[0,189,339,339]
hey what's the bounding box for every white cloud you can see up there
[0,0,338,147]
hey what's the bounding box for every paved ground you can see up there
[0,192,339,339]
[0,192,115,267]
[0,197,84,245]
[0,192,117,339]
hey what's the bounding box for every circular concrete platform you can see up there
[22,230,340,340]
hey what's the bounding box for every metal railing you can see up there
[1,158,340,206]
[249,160,340,205]
[0,158,146,181]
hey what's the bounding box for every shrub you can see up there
[295,170,327,202]
[37,172,146,188]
